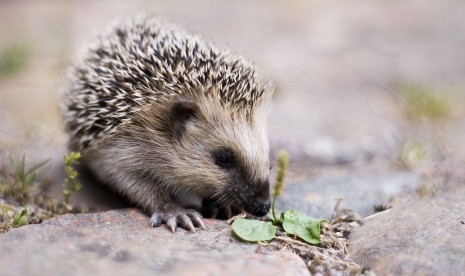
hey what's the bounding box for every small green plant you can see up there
[271,149,288,223]
[0,41,29,77]
[63,152,82,204]
[9,155,49,194]
[2,155,49,204]
[12,207,28,227]
[232,150,326,245]
[0,152,87,233]
[0,205,28,232]
[399,83,452,120]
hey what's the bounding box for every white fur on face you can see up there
[179,93,271,190]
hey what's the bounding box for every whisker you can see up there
[207,192,228,208]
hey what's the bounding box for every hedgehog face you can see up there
[166,96,271,216]
[210,147,271,216]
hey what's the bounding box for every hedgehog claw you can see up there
[150,213,163,227]
[187,211,205,229]
[176,213,193,232]
[150,209,204,232]
[166,217,177,233]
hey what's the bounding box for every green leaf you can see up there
[13,207,28,227]
[231,218,276,242]
[282,210,326,245]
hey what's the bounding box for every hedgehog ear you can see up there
[168,100,198,138]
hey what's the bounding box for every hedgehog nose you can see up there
[251,199,271,217]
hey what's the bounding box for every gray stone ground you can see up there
[350,188,465,275]
[1,0,465,274]
[0,209,309,276]
[277,171,420,218]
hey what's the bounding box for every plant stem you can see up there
[271,150,289,224]
[271,193,277,222]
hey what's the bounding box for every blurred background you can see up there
[1,0,464,212]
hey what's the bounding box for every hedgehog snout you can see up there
[250,198,271,217]
[244,181,271,217]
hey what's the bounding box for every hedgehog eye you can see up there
[214,150,234,169]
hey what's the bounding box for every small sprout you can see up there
[0,205,28,231]
[9,155,49,193]
[63,152,82,204]
[0,41,30,77]
[271,150,289,222]
[3,155,49,204]
[13,207,28,228]
[399,83,452,120]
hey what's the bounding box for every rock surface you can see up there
[1,0,465,275]
[349,188,465,275]
[0,209,309,276]
[277,171,420,218]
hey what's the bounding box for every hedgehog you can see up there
[62,16,272,232]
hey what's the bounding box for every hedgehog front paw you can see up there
[150,208,205,232]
